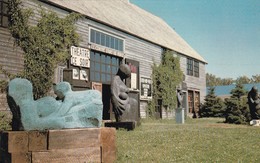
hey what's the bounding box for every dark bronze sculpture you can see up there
[247,86,260,119]
[111,64,137,122]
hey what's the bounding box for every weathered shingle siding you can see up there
[0,28,24,80]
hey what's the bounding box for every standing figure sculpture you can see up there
[111,64,137,122]
[247,86,260,119]
[177,89,183,108]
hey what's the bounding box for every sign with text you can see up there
[141,77,152,98]
[70,46,90,68]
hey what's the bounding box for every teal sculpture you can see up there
[7,78,103,131]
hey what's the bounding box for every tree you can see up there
[206,73,222,87]
[230,83,247,99]
[8,0,81,99]
[149,50,183,115]
[235,75,251,85]
[224,83,250,124]
[221,78,234,85]
[199,87,225,117]
[251,74,260,83]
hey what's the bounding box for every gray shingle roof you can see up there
[46,0,206,63]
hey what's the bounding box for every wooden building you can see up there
[0,0,207,119]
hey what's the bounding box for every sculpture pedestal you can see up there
[250,119,260,126]
[0,127,116,163]
[175,108,185,124]
[104,121,136,131]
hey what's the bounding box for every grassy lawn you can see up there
[116,118,260,162]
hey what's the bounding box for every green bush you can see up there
[0,111,11,130]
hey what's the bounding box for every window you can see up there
[194,60,199,77]
[90,50,121,84]
[187,58,199,77]
[187,58,193,76]
[90,29,124,52]
[0,0,9,28]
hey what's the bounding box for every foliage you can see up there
[7,0,81,99]
[199,87,225,117]
[206,73,260,87]
[116,118,260,162]
[224,83,250,124]
[0,111,12,130]
[150,50,183,113]
[230,83,247,99]
[235,75,251,85]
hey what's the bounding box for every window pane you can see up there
[106,74,111,82]
[95,53,100,61]
[119,40,123,51]
[90,29,95,43]
[101,54,106,63]
[95,63,100,71]
[101,33,105,46]
[106,56,111,64]
[95,73,100,81]
[111,57,117,65]
[106,35,110,47]
[90,51,95,60]
[111,37,115,49]
[96,31,100,44]
[90,71,95,81]
[0,4,2,14]
[101,64,106,72]
[101,73,106,82]
[115,39,119,50]
[106,65,111,73]
[112,66,117,74]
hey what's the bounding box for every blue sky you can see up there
[130,0,260,79]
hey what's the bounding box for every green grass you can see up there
[116,118,260,163]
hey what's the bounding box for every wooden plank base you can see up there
[0,127,116,163]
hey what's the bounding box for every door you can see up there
[188,90,194,113]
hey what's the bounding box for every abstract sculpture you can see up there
[7,78,103,131]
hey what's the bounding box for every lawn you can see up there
[116,118,260,162]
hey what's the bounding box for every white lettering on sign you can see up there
[70,46,90,68]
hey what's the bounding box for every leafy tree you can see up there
[7,0,81,99]
[224,83,250,124]
[199,87,225,117]
[149,50,183,115]
[221,78,234,85]
[251,74,260,83]
[235,75,251,85]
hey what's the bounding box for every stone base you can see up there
[0,127,116,163]
[104,121,136,131]
[250,119,260,126]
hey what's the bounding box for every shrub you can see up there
[199,87,225,117]
[0,111,12,130]
[224,84,250,124]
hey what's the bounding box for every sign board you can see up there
[70,46,90,68]
[141,77,152,98]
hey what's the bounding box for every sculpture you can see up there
[247,86,260,119]
[7,78,103,131]
[111,64,137,122]
[177,89,183,108]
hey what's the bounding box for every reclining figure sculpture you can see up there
[7,78,103,131]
